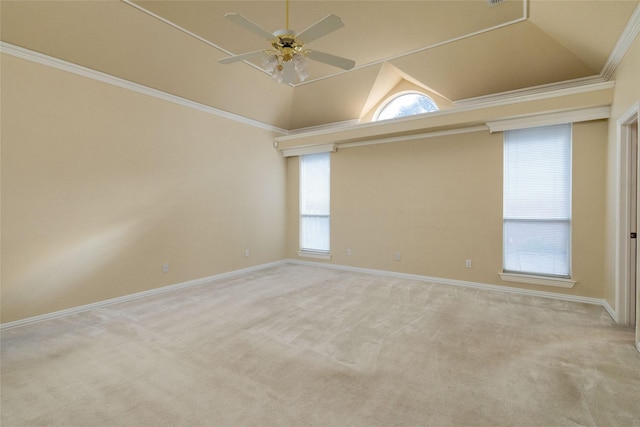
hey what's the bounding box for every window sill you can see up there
[499,272,576,289]
[298,250,332,260]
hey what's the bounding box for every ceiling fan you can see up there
[218,0,356,84]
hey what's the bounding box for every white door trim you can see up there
[616,101,640,326]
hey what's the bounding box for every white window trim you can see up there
[499,272,577,288]
[502,123,573,280]
[299,153,331,255]
[299,213,331,256]
[297,249,332,260]
[373,91,439,122]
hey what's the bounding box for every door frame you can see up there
[616,102,640,329]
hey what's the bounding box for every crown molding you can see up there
[275,78,614,147]
[281,143,337,157]
[454,75,610,108]
[486,106,610,133]
[1,27,622,141]
[339,125,488,150]
[600,2,640,81]
[0,42,288,135]
[287,119,361,135]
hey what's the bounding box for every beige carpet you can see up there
[2,264,639,426]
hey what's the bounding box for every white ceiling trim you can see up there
[122,0,636,89]
[282,105,609,153]
[280,143,337,157]
[288,119,361,135]
[486,106,611,133]
[454,75,610,108]
[123,0,529,88]
[0,34,616,140]
[338,125,488,150]
[295,0,529,87]
[600,2,640,80]
[275,79,614,143]
[121,0,271,78]
[0,42,288,135]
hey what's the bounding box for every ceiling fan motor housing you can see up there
[272,29,305,62]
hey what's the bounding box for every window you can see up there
[300,152,330,254]
[374,92,439,121]
[503,123,572,278]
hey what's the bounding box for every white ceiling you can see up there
[1,0,638,129]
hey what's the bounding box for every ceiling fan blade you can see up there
[281,61,296,84]
[307,50,356,70]
[224,13,274,40]
[296,14,345,44]
[218,50,267,64]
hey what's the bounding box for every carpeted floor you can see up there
[2,264,639,426]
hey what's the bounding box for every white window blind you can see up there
[503,123,572,277]
[300,152,330,252]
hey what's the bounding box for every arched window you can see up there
[374,92,439,121]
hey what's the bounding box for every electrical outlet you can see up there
[395,252,401,261]
[244,249,250,257]
[346,248,351,256]
[162,262,169,273]
[465,259,472,268]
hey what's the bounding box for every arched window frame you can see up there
[373,91,439,122]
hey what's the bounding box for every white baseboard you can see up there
[1,258,617,331]
[286,258,611,310]
[0,260,287,331]
[602,300,618,322]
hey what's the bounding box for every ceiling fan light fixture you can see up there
[262,34,309,83]
[264,52,308,83]
[265,57,284,82]
[293,54,309,82]
[272,67,284,83]
[263,54,280,74]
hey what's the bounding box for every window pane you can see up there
[301,216,330,252]
[300,153,330,252]
[300,153,330,215]
[376,93,439,121]
[504,220,570,276]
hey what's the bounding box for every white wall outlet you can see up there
[244,249,250,257]
[346,248,352,256]
[162,262,169,273]
[395,252,401,261]
[465,259,472,268]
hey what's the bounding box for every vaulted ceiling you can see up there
[1,0,638,130]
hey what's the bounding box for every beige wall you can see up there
[605,34,640,309]
[287,121,608,299]
[1,54,287,323]
[3,37,631,325]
